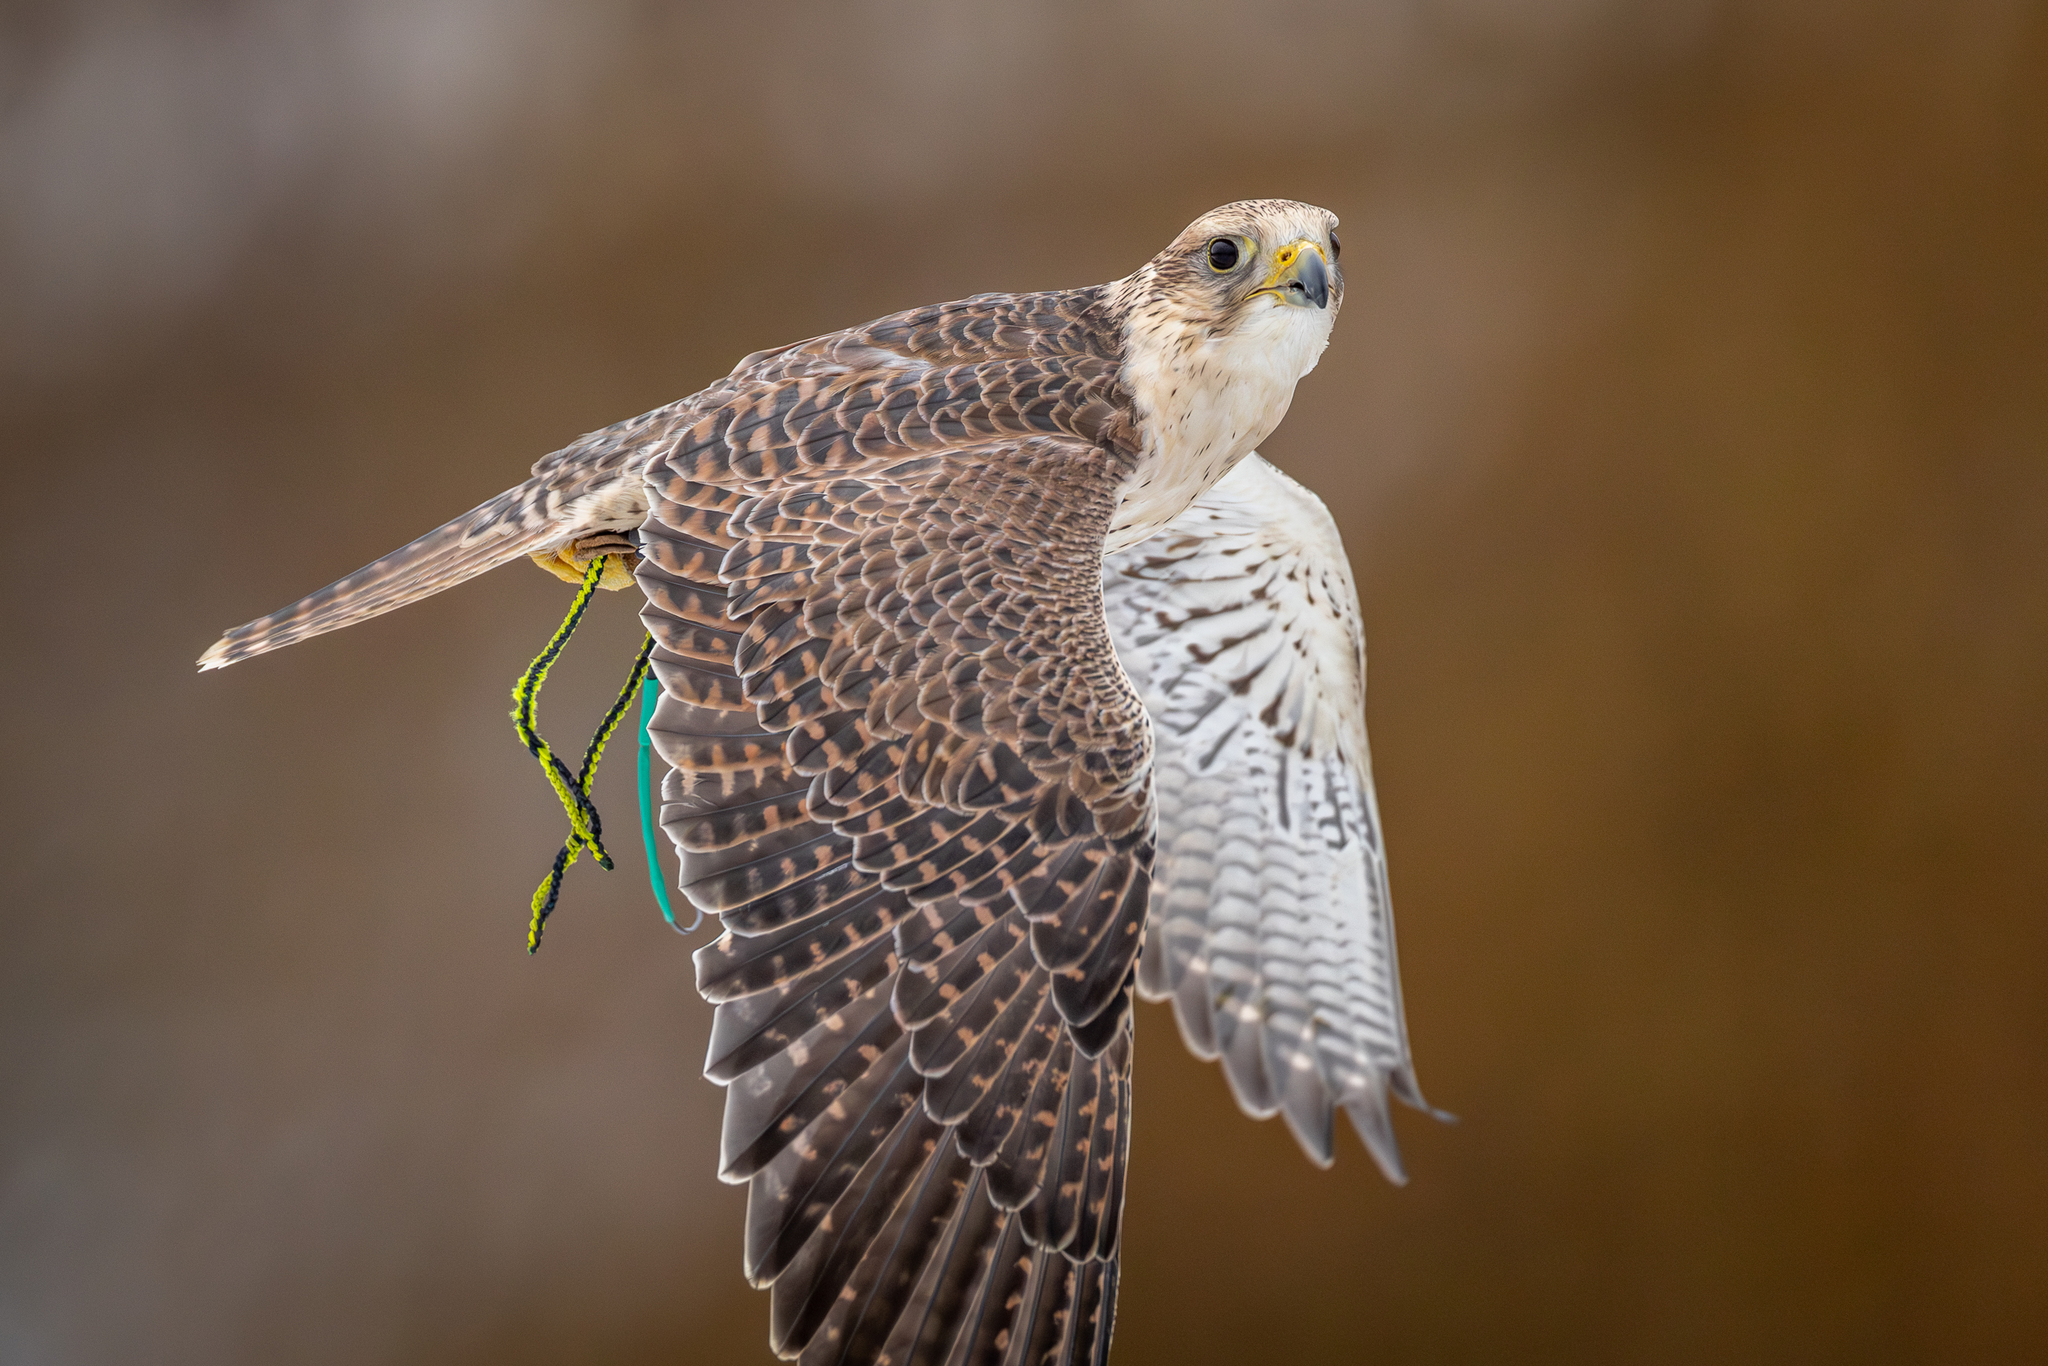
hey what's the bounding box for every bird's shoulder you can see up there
[740,283,1124,380]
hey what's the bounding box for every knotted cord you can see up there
[510,554,656,951]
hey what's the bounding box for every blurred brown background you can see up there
[4,2,2045,1362]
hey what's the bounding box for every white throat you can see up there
[1106,292,1333,553]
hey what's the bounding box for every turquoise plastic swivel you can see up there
[638,675,701,934]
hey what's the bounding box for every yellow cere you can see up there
[1250,237,1331,301]
[1264,238,1325,284]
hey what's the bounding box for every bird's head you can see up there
[1116,199,1343,381]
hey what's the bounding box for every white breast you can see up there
[1106,296,1333,553]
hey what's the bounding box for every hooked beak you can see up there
[1254,239,1332,309]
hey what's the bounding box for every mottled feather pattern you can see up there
[1106,456,1428,1180]
[197,201,1416,1366]
[638,287,1147,1365]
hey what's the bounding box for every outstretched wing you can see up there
[638,293,1146,1365]
[1105,454,1432,1180]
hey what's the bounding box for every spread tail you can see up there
[198,482,560,670]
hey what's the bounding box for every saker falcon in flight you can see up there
[201,199,1438,1366]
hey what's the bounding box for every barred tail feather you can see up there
[198,481,561,670]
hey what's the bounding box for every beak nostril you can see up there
[1254,241,1332,308]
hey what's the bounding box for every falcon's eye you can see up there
[1205,237,1241,272]
[1329,231,1341,261]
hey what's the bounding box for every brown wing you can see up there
[637,292,1149,1366]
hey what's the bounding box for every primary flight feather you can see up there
[201,199,1436,1365]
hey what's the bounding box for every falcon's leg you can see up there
[530,531,641,589]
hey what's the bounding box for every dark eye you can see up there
[1205,237,1240,271]
[1329,231,1341,261]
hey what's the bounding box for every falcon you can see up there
[200,200,1436,1365]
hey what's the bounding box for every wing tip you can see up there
[1391,1064,1456,1125]
[1344,1090,1409,1187]
[197,621,277,671]
[1342,1067,1456,1187]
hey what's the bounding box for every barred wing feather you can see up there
[1106,455,1432,1180]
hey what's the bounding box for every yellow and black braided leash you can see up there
[510,554,655,952]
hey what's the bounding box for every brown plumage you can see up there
[201,201,1436,1365]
